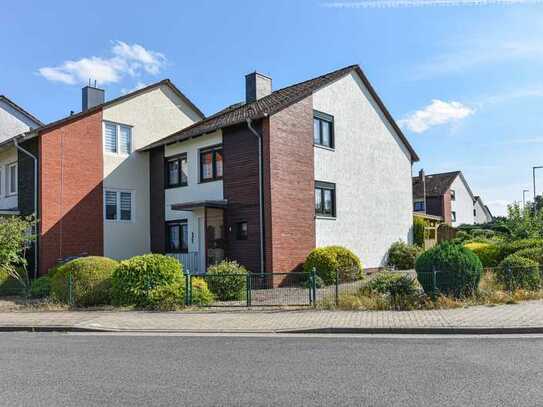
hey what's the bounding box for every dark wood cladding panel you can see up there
[222,122,262,273]
[150,145,166,253]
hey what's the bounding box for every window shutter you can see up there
[120,192,132,221]
[119,126,131,154]
[105,124,118,153]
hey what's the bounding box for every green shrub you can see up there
[415,242,483,298]
[413,216,426,247]
[387,241,423,270]
[514,247,543,265]
[206,260,248,301]
[366,272,420,310]
[112,254,182,307]
[30,276,51,299]
[0,268,24,296]
[501,239,543,260]
[496,254,540,291]
[191,277,214,305]
[147,281,185,311]
[303,246,363,285]
[51,256,118,306]
[464,242,501,268]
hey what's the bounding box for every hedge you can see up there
[464,242,501,268]
[496,254,540,291]
[303,246,363,285]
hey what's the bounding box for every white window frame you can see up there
[6,162,17,196]
[103,121,133,156]
[104,189,135,223]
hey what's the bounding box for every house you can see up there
[473,196,493,224]
[10,81,204,276]
[413,170,492,227]
[141,65,419,281]
[0,95,43,214]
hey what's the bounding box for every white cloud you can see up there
[120,81,147,95]
[38,41,166,85]
[399,100,475,133]
[323,0,543,8]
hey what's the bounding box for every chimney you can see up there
[245,72,272,103]
[82,84,105,112]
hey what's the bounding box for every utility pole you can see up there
[533,166,543,201]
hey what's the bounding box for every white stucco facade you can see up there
[313,72,414,269]
[0,146,19,210]
[474,197,492,224]
[0,98,39,143]
[450,175,475,227]
[102,84,202,260]
[164,131,224,257]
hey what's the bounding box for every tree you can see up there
[504,202,543,240]
[0,216,35,297]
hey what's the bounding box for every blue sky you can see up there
[2,0,543,216]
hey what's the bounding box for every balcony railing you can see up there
[168,252,202,274]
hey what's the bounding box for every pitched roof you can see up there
[140,65,419,161]
[0,95,43,127]
[28,79,204,135]
[412,171,461,198]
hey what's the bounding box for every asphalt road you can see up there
[1,333,543,406]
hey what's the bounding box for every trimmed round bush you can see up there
[496,254,540,291]
[206,260,248,301]
[51,256,118,306]
[30,276,51,299]
[112,254,183,307]
[514,247,543,265]
[464,242,501,268]
[415,242,483,298]
[387,241,423,270]
[303,246,363,285]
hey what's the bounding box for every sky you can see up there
[2,0,543,216]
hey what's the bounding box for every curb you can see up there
[3,325,543,335]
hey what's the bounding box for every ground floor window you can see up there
[104,190,133,222]
[167,220,188,253]
[315,181,336,217]
[236,221,248,240]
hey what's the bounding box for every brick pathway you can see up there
[1,301,543,332]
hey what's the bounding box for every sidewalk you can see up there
[1,301,543,334]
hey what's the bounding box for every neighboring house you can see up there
[473,196,493,224]
[13,81,204,276]
[0,96,43,213]
[141,65,419,282]
[413,170,492,227]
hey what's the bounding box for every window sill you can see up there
[314,144,335,152]
[104,151,132,158]
[199,177,223,184]
[104,219,134,224]
[165,184,188,190]
[315,215,336,220]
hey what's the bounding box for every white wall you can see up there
[102,84,202,260]
[0,146,18,210]
[0,99,39,143]
[313,72,414,269]
[164,131,224,253]
[474,198,491,224]
[450,176,474,227]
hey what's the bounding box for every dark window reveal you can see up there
[313,111,334,149]
[167,154,188,188]
[167,221,188,253]
[315,181,336,217]
[414,201,425,211]
[236,221,248,240]
[200,145,223,182]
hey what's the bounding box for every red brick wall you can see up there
[39,111,104,274]
[263,95,316,285]
[442,192,452,225]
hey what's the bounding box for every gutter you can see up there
[246,118,265,276]
[13,137,38,279]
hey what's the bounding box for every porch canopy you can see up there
[171,199,228,212]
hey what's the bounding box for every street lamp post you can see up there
[533,166,543,201]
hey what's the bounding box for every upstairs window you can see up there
[104,122,132,155]
[167,220,188,253]
[451,211,457,222]
[7,163,17,195]
[313,111,334,149]
[236,221,248,240]
[315,181,336,218]
[105,190,133,222]
[167,154,188,188]
[200,145,223,182]
[450,189,456,201]
[414,201,425,212]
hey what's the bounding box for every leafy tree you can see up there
[504,202,543,240]
[0,216,35,297]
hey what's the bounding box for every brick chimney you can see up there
[82,84,105,112]
[245,72,272,103]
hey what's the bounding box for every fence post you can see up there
[246,273,252,307]
[311,267,317,308]
[507,267,513,292]
[431,267,437,296]
[335,269,339,306]
[184,269,191,306]
[68,272,74,306]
